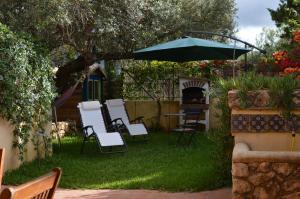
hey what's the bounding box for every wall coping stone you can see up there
[233,143,300,163]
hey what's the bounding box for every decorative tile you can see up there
[231,114,300,133]
[268,115,286,132]
[231,115,249,132]
[290,115,300,130]
[249,115,269,132]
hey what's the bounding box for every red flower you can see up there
[199,63,206,69]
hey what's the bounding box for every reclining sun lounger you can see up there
[78,101,126,153]
[105,99,148,138]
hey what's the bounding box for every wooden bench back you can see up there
[0,148,4,189]
[0,167,61,199]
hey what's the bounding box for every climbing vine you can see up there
[0,23,56,160]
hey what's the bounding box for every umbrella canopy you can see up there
[133,37,251,62]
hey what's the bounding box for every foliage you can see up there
[0,23,56,160]
[255,27,283,57]
[0,0,237,62]
[124,61,181,100]
[122,61,180,128]
[269,75,300,119]
[0,0,238,94]
[210,72,300,184]
[104,61,124,99]
[249,28,287,74]
[122,60,224,127]
[123,60,227,100]
[4,133,222,191]
[272,28,300,78]
[210,78,235,186]
[269,0,300,38]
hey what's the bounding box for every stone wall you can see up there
[232,143,300,199]
[229,89,300,198]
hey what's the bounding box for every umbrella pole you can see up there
[244,44,248,71]
[232,40,237,78]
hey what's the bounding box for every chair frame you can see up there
[172,112,201,146]
[0,148,4,189]
[0,167,61,199]
[110,118,149,140]
[78,103,127,154]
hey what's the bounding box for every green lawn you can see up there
[3,132,222,192]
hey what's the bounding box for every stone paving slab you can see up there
[54,188,232,199]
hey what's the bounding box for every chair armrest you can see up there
[0,167,62,199]
[110,118,124,125]
[108,118,125,132]
[82,125,95,137]
[130,116,144,123]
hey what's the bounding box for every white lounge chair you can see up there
[105,99,148,138]
[78,101,126,153]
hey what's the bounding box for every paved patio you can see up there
[54,188,232,199]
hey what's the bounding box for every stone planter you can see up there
[232,143,300,198]
[229,89,300,151]
[229,90,300,198]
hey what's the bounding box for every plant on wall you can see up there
[211,72,300,185]
[0,23,56,160]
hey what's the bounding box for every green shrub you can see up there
[0,22,56,160]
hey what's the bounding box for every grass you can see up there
[3,132,222,192]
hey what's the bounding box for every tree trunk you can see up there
[55,56,95,93]
[155,99,162,129]
[55,52,133,93]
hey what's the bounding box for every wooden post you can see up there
[0,148,4,189]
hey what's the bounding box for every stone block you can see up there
[282,192,300,199]
[232,194,245,199]
[265,181,280,198]
[228,90,240,109]
[253,90,270,107]
[253,187,269,199]
[232,163,249,177]
[249,172,275,186]
[272,163,294,176]
[275,175,284,183]
[291,167,300,178]
[283,179,300,192]
[293,90,300,107]
[232,179,252,194]
[249,163,259,169]
[257,162,270,173]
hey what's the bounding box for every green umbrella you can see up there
[133,37,251,62]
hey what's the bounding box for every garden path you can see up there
[54,187,232,199]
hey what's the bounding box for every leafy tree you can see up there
[255,28,283,56]
[0,0,237,92]
[269,0,300,38]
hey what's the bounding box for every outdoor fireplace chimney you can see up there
[179,78,209,131]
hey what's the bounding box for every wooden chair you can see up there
[0,148,5,189]
[0,167,62,199]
